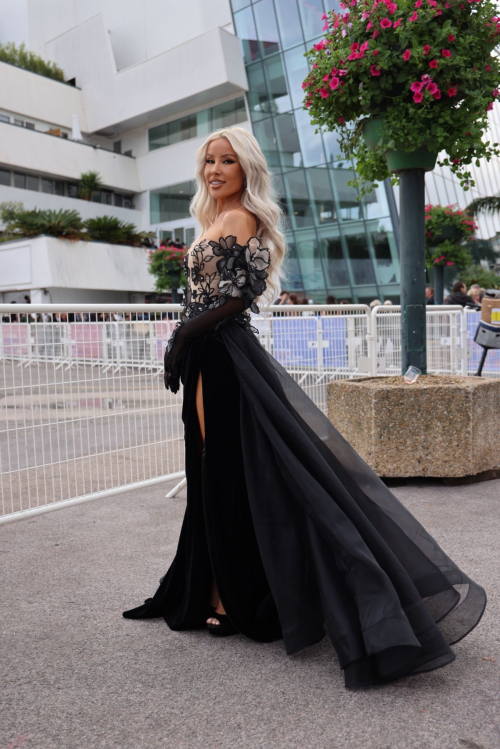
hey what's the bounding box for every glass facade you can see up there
[230,0,400,302]
[150,181,194,224]
[149,97,247,151]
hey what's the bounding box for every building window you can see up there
[0,169,11,186]
[25,122,35,130]
[113,140,122,154]
[148,97,247,151]
[114,193,123,207]
[14,172,26,189]
[55,181,65,196]
[101,189,113,205]
[14,118,24,127]
[0,114,10,123]
[42,179,54,194]
[150,181,194,223]
[26,175,39,191]
[67,183,79,198]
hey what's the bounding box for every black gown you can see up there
[123,234,487,689]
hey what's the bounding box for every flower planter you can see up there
[362,117,438,173]
[428,225,462,245]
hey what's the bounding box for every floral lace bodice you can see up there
[164,235,271,365]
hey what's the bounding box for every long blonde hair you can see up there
[189,126,289,306]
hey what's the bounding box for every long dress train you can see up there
[123,234,487,689]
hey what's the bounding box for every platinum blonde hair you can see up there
[189,126,289,306]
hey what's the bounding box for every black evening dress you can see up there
[123,234,487,689]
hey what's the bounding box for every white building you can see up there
[0,0,499,305]
[0,0,247,303]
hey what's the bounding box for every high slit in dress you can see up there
[123,234,487,689]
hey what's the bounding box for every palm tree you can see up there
[78,171,104,201]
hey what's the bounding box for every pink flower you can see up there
[314,41,325,51]
[434,258,440,263]
[403,49,411,61]
[367,20,373,29]
[442,49,452,58]
[422,45,431,55]
[415,0,422,6]
[338,69,348,76]
[372,49,379,55]
[330,76,340,90]
[331,67,339,75]
[434,9,442,15]
[319,87,329,98]
[485,63,491,71]
[429,59,438,68]
[487,101,494,110]
[313,63,318,68]
[393,19,402,27]
[338,117,346,125]
[305,101,311,108]
[428,0,437,6]
[447,86,457,97]
[493,88,499,98]
[380,17,392,28]
[446,261,454,266]
[370,64,381,76]
[411,81,424,92]
[387,2,398,12]
[360,41,369,52]
[448,34,455,42]
[426,81,439,94]
[409,11,418,21]
[421,74,432,83]
[348,51,359,60]
[323,74,330,82]
[350,42,360,51]
[413,91,424,102]
[372,29,380,38]
[432,88,442,99]
[362,11,370,19]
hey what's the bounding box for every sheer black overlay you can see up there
[123,235,487,689]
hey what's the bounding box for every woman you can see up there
[123,127,486,689]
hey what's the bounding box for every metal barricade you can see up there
[371,305,467,376]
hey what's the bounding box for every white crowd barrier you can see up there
[1,303,498,524]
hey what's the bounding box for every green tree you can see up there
[456,265,500,290]
[78,171,104,202]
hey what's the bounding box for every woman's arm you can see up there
[164,217,271,393]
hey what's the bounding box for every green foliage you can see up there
[78,172,104,201]
[148,247,186,293]
[466,237,498,265]
[0,202,152,246]
[0,42,65,82]
[1,207,83,239]
[456,264,500,289]
[83,216,152,246]
[467,194,500,216]
[424,204,476,268]
[303,1,500,197]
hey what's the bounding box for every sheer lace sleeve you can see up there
[164,235,271,393]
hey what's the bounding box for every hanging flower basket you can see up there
[302,0,500,198]
[424,204,476,269]
[362,116,438,172]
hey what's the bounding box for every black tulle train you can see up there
[123,319,487,689]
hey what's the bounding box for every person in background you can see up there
[467,284,480,300]
[425,287,435,305]
[369,299,382,309]
[444,281,477,307]
[275,290,289,305]
[383,300,393,306]
[474,287,485,305]
[326,295,338,305]
[339,299,350,305]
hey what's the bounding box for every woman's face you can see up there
[204,138,246,199]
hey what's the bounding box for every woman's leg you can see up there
[196,369,226,625]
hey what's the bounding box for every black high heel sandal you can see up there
[207,612,239,637]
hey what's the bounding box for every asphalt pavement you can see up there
[1,477,499,749]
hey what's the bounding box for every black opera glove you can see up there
[163,296,249,393]
[163,235,272,393]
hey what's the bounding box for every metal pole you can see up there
[399,169,427,374]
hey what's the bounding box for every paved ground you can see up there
[1,477,499,749]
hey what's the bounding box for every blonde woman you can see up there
[123,127,486,689]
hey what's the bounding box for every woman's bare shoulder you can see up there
[222,207,258,240]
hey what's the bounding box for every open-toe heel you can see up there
[207,612,239,637]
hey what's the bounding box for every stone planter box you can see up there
[327,375,500,477]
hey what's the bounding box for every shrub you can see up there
[0,42,65,82]
[78,172,104,202]
[83,215,151,246]
[456,264,500,288]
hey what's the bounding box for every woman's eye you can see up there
[205,159,235,164]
